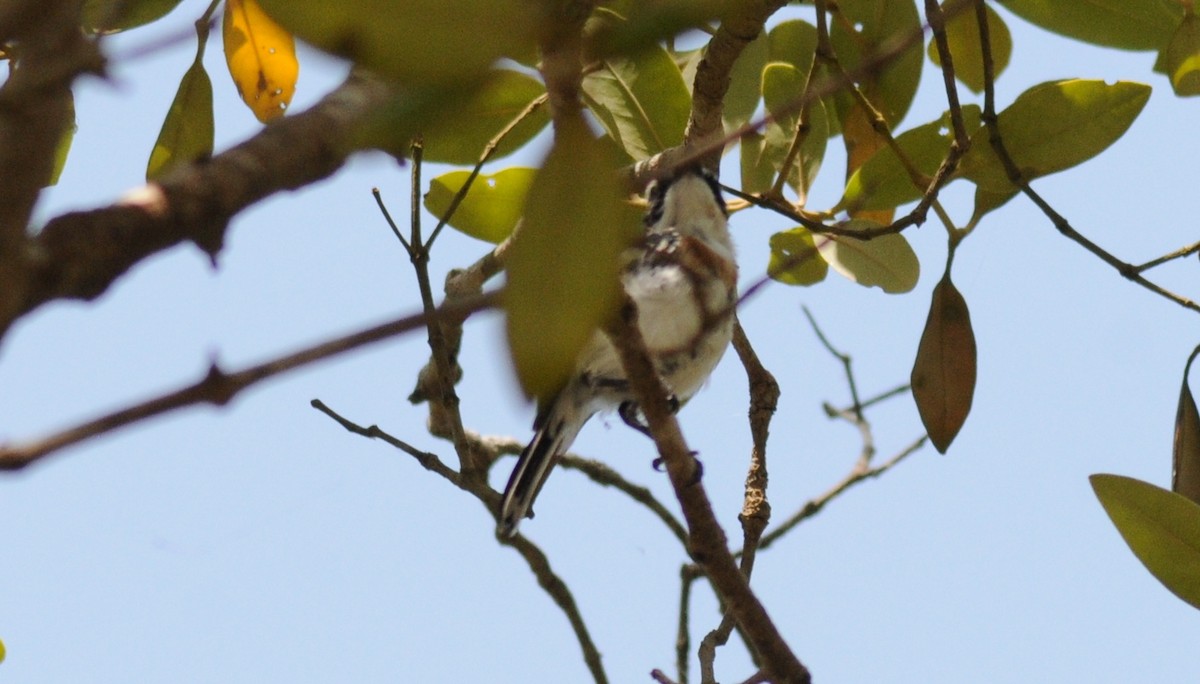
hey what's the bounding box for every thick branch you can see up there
[684,0,787,165]
[603,297,810,684]
[0,0,96,245]
[0,72,395,340]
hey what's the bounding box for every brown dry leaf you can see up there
[1173,349,1200,505]
[911,273,977,453]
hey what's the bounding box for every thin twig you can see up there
[311,399,608,684]
[310,399,465,489]
[803,306,863,420]
[973,0,1200,315]
[0,290,500,470]
[502,532,610,684]
[559,455,688,546]
[1134,240,1200,273]
[675,564,700,684]
[758,435,928,551]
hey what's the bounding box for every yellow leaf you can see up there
[223,0,298,122]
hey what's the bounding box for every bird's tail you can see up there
[498,397,583,537]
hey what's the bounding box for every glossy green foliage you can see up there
[960,79,1151,191]
[1002,0,1182,51]
[584,0,731,60]
[840,105,982,212]
[504,119,634,400]
[46,94,76,187]
[927,3,1012,94]
[419,71,550,165]
[722,27,769,132]
[583,44,691,161]
[82,0,184,33]
[762,62,828,198]
[1162,14,1200,96]
[147,60,214,181]
[424,168,536,244]
[256,0,539,85]
[1091,474,1200,610]
[829,0,923,126]
[767,228,828,286]
[817,225,919,294]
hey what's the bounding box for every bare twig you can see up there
[676,564,700,683]
[758,435,927,551]
[310,399,608,684]
[1134,240,1200,273]
[697,320,780,679]
[0,291,499,470]
[560,455,689,546]
[501,532,610,684]
[310,399,465,489]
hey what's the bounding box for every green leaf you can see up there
[960,79,1151,191]
[722,29,768,132]
[739,132,775,195]
[817,223,919,293]
[582,44,691,161]
[505,118,634,400]
[829,0,923,126]
[418,70,549,165]
[911,274,977,453]
[760,62,828,198]
[146,59,214,181]
[46,93,76,187]
[1001,0,1182,51]
[1173,349,1200,505]
[968,186,1019,226]
[256,0,539,85]
[1162,13,1200,97]
[423,168,535,244]
[768,18,818,72]
[927,3,1012,93]
[767,228,828,286]
[794,100,829,199]
[1091,474,1200,610]
[584,0,730,60]
[82,0,184,33]
[840,105,982,212]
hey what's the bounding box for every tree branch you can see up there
[0,290,498,470]
[972,0,1200,315]
[0,0,97,246]
[0,72,396,340]
[684,0,787,166]
[309,401,608,684]
[603,296,810,684]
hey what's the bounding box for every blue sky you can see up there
[1,4,1197,682]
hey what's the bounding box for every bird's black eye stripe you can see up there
[644,178,668,226]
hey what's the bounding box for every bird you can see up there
[498,166,738,537]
